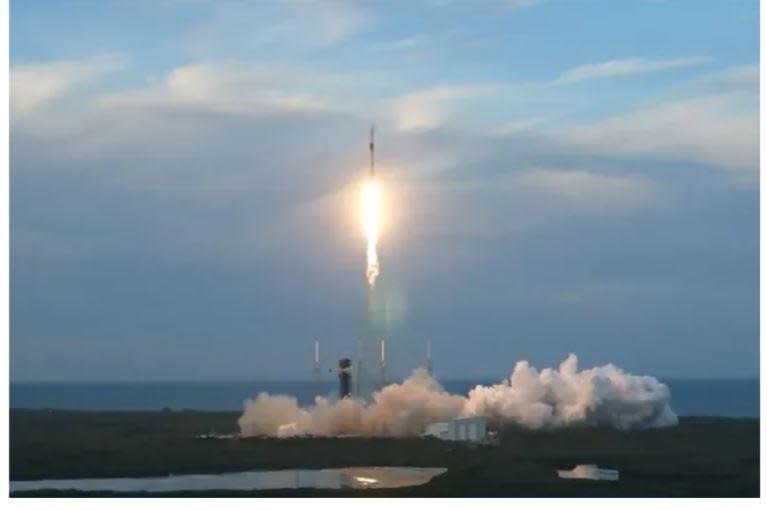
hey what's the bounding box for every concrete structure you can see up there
[423,418,487,442]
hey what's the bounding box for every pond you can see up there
[10,466,447,493]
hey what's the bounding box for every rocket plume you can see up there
[238,353,678,437]
[361,178,382,286]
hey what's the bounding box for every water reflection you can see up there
[11,467,447,493]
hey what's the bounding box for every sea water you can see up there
[10,378,759,417]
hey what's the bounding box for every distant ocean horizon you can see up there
[9,378,759,418]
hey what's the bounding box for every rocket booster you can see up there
[369,124,375,177]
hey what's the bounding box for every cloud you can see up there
[520,169,654,205]
[389,84,502,131]
[564,92,758,179]
[91,60,406,127]
[558,57,707,83]
[692,64,759,94]
[186,0,368,58]
[372,34,430,52]
[10,56,758,380]
[287,0,367,43]
[10,54,126,119]
[98,61,333,116]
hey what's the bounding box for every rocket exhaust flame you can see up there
[362,124,381,286]
[362,178,382,286]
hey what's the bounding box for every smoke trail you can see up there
[238,354,678,437]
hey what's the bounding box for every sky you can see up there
[9,0,759,381]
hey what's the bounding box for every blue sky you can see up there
[10,0,759,381]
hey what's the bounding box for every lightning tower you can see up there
[313,340,320,383]
[380,339,386,387]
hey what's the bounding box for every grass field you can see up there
[10,409,759,497]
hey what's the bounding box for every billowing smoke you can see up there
[238,354,677,437]
[462,354,677,430]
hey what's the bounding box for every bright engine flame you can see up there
[361,178,382,286]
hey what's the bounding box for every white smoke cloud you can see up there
[238,354,678,437]
[462,355,678,430]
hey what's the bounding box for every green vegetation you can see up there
[10,409,759,497]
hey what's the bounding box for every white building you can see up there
[422,418,487,442]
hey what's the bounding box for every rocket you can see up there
[369,124,375,177]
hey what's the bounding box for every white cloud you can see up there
[289,0,367,43]
[565,92,758,178]
[492,117,547,135]
[558,57,707,83]
[521,169,654,204]
[692,64,758,94]
[10,54,125,119]
[389,84,501,131]
[97,62,334,115]
[373,34,430,52]
[187,0,367,57]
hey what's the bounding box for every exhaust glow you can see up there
[362,178,382,286]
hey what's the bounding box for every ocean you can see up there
[9,378,759,417]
